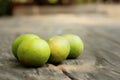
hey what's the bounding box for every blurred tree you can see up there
[0,0,13,16]
[76,0,85,4]
[59,0,76,5]
[48,0,58,4]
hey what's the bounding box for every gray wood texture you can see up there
[0,14,120,80]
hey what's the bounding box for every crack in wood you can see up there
[95,54,114,67]
[87,73,96,80]
[35,68,40,75]
[62,70,78,80]
[111,70,120,75]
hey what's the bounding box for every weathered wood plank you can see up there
[0,14,120,80]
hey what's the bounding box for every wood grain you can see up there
[0,14,120,80]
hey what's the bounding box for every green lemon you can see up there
[12,34,40,59]
[63,34,84,59]
[17,38,50,67]
[48,36,70,64]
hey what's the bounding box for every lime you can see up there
[12,34,40,59]
[63,34,84,59]
[17,38,50,67]
[48,36,70,64]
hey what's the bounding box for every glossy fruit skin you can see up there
[63,34,84,59]
[17,38,50,67]
[48,36,70,64]
[12,34,40,59]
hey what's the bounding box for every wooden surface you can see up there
[0,14,120,80]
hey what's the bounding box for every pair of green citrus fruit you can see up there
[12,34,84,67]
